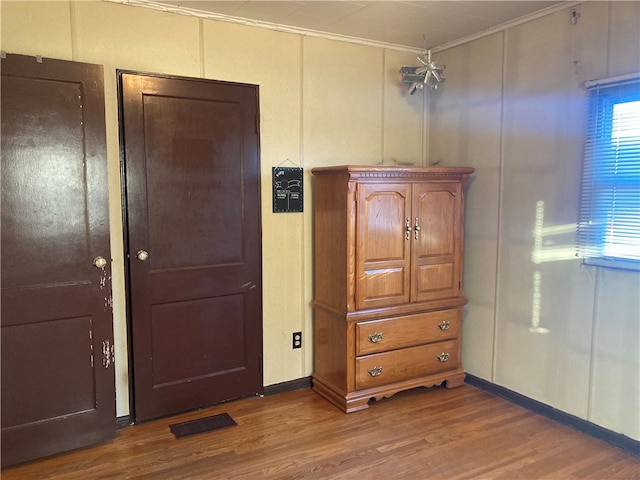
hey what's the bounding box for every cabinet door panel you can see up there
[415,262,455,297]
[412,183,461,301]
[356,183,411,309]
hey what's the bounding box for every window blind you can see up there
[577,75,640,270]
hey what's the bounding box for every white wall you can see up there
[0,0,425,417]
[429,1,640,441]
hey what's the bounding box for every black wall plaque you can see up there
[273,167,303,213]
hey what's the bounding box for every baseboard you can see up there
[118,375,637,455]
[116,415,132,429]
[465,374,639,456]
[263,377,312,396]
[116,379,312,428]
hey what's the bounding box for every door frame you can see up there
[116,69,136,420]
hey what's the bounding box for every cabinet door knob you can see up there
[437,321,451,330]
[368,332,383,343]
[367,366,383,377]
[436,352,450,362]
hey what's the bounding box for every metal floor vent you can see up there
[169,413,237,439]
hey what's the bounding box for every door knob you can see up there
[136,249,149,261]
[93,256,108,269]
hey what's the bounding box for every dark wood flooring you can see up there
[2,385,638,479]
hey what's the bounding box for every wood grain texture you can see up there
[2,386,638,479]
[311,166,474,412]
[355,308,461,356]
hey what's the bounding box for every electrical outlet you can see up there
[292,331,302,349]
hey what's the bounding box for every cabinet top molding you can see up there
[311,165,475,179]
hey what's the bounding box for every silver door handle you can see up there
[136,250,149,261]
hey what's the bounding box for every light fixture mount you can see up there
[400,50,446,95]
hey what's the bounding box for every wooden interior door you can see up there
[412,182,462,302]
[119,72,263,422]
[1,54,115,467]
[356,183,411,310]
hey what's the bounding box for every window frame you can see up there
[577,73,640,272]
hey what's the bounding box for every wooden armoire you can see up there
[311,165,474,412]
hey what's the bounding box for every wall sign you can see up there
[273,167,303,213]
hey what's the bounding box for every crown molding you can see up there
[430,1,582,53]
[106,0,580,54]
[105,0,422,53]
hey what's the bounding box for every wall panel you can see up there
[429,2,640,440]
[429,33,504,380]
[302,37,383,166]
[0,1,73,59]
[202,21,305,385]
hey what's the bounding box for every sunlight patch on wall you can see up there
[529,200,578,334]
[532,200,577,265]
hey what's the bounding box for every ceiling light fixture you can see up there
[400,50,446,95]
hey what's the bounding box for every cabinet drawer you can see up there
[356,340,459,390]
[356,309,460,356]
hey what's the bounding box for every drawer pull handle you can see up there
[368,332,384,343]
[437,321,451,331]
[368,366,383,377]
[436,352,450,362]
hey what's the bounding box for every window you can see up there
[577,74,640,271]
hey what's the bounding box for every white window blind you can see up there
[577,74,640,270]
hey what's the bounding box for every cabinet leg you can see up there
[444,372,466,388]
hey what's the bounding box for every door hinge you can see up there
[102,340,115,369]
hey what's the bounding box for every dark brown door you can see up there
[119,72,263,422]
[1,54,115,467]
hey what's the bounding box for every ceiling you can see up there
[127,0,568,50]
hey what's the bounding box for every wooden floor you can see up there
[2,385,638,479]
